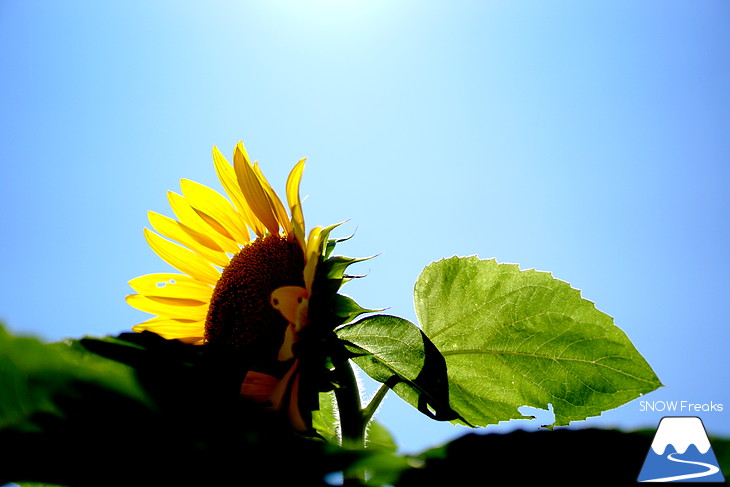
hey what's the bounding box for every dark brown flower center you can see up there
[205,235,304,371]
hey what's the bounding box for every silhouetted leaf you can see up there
[0,325,361,487]
[337,315,461,422]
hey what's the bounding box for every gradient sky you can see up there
[1,1,728,455]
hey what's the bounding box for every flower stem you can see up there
[331,350,369,486]
[331,352,391,485]
[332,355,364,449]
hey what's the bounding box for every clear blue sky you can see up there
[1,1,728,454]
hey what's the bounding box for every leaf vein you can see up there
[428,283,564,340]
[443,349,658,385]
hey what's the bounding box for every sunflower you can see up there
[126,141,362,432]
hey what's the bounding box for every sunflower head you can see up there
[205,234,304,370]
[126,141,372,431]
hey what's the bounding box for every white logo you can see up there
[638,416,725,483]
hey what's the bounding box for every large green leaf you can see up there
[414,256,662,427]
[336,315,461,422]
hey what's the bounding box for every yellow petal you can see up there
[128,273,214,302]
[252,159,292,236]
[148,211,230,268]
[144,228,221,285]
[278,323,297,361]
[286,158,307,251]
[126,294,209,321]
[212,146,266,236]
[180,178,251,245]
[235,139,252,162]
[241,367,312,432]
[271,286,309,329]
[268,360,298,411]
[267,362,309,433]
[132,317,205,344]
[167,192,241,255]
[303,226,324,294]
[233,144,281,236]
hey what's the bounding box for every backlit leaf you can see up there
[414,256,662,427]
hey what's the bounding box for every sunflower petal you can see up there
[240,371,280,404]
[233,144,281,236]
[271,286,309,329]
[148,211,230,268]
[128,273,214,301]
[143,228,221,285]
[252,159,292,235]
[278,323,298,361]
[212,146,267,237]
[286,158,307,251]
[303,226,324,294]
[126,293,209,321]
[180,178,251,245]
[268,360,297,410]
[167,192,241,255]
[131,317,205,344]
[267,361,309,433]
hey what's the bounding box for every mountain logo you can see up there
[638,416,725,483]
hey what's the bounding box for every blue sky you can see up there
[1,1,728,455]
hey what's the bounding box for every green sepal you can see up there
[316,221,347,258]
[324,231,356,260]
[322,255,375,282]
[331,293,383,325]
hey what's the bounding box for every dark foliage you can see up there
[397,428,726,487]
[0,332,353,487]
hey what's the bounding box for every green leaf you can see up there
[353,451,412,487]
[336,315,462,422]
[414,256,662,427]
[313,390,339,444]
[0,326,148,432]
[365,419,398,454]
